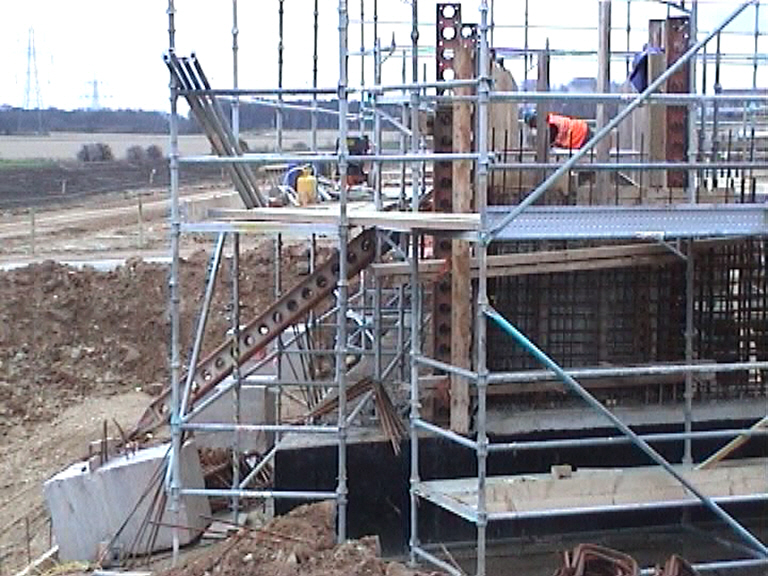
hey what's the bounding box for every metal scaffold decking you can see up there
[161,1,768,575]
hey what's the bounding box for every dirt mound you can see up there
[0,240,325,431]
[163,502,441,576]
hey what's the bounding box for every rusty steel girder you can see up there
[433,3,460,366]
[132,229,378,438]
[433,103,454,366]
[436,3,462,93]
[655,555,699,576]
[433,4,477,369]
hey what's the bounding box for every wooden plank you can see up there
[375,237,745,280]
[536,43,550,186]
[482,372,691,396]
[450,39,474,435]
[209,207,481,231]
[13,546,59,576]
[489,63,518,147]
[596,0,612,199]
[697,416,768,470]
[648,51,668,190]
[374,253,680,282]
[372,242,682,279]
[489,59,519,203]
[487,254,679,277]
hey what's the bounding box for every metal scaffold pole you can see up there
[524,0,529,88]
[336,0,350,544]
[277,0,285,152]
[408,0,421,568]
[408,234,421,568]
[410,0,420,212]
[753,2,760,90]
[626,0,631,76]
[683,243,695,465]
[312,0,319,151]
[476,4,491,575]
[232,0,239,137]
[400,49,408,211]
[360,0,366,131]
[231,232,242,522]
[688,0,698,200]
[166,0,182,566]
[373,3,383,417]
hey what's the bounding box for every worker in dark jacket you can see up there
[525,110,593,150]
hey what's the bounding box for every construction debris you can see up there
[160,502,441,576]
[553,544,639,576]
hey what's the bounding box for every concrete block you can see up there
[187,377,276,454]
[44,440,210,563]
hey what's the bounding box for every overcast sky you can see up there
[0,0,764,112]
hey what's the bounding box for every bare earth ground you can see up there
[0,392,149,576]
[0,245,313,574]
[0,162,330,574]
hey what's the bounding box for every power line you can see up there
[23,27,42,111]
[20,27,43,134]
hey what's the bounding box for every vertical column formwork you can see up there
[650,16,691,189]
[665,16,692,189]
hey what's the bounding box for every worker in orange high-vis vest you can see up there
[524,110,593,150]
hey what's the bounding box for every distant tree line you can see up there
[0,107,191,135]
[0,99,393,136]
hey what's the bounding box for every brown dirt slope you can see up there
[163,502,442,576]
[0,241,319,431]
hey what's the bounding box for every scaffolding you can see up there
[162,1,768,575]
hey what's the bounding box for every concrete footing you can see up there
[44,440,210,562]
[188,378,276,454]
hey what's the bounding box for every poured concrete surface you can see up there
[487,399,768,436]
[188,378,276,453]
[44,440,210,562]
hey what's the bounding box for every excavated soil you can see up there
[0,241,338,575]
[0,240,326,432]
[162,502,441,576]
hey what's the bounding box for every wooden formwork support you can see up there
[596,0,612,199]
[536,45,551,186]
[450,38,474,435]
[647,52,668,190]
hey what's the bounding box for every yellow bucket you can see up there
[297,169,317,206]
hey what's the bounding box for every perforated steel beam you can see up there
[132,228,377,438]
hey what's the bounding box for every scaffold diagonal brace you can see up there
[484,304,768,559]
